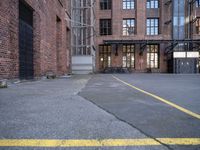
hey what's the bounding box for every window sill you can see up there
[122,35,136,37]
[122,9,135,10]
[99,35,112,36]
[146,34,160,36]
[146,8,159,9]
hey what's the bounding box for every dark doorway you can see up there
[19,1,34,79]
[167,55,173,73]
[56,16,62,74]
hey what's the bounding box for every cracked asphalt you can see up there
[0,74,200,150]
[80,74,200,150]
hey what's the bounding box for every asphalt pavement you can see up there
[0,74,200,150]
[79,74,200,150]
[0,75,169,150]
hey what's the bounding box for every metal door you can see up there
[175,58,197,74]
[19,2,33,79]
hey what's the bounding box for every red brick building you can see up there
[95,0,200,73]
[1,0,200,79]
[0,0,71,79]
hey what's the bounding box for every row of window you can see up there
[100,18,159,36]
[99,45,159,69]
[100,18,200,36]
[100,0,159,10]
[100,0,200,10]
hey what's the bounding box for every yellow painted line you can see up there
[157,138,200,145]
[112,75,200,120]
[0,138,199,147]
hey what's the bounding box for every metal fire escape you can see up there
[103,0,200,73]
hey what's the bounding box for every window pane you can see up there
[123,56,127,67]
[100,0,112,10]
[99,45,112,69]
[122,45,135,68]
[122,19,135,35]
[147,0,159,8]
[147,44,159,69]
[100,19,112,35]
[123,0,135,9]
[146,18,159,35]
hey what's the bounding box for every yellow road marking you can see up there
[0,138,199,147]
[112,75,200,120]
[157,138,200,145]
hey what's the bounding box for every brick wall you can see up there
[0,0,19,79]
[0,0,71,79]
[95,0,172,73]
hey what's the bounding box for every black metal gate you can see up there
[19,1,34,79]
[174,58,198,74]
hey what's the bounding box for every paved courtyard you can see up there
[0,74,200,150]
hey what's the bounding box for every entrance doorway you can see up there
[99,45,111,71]
[19,1,34,79]
[174,58,198,74]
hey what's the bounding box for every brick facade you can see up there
[0,0,71,79]
[95,0,200,73]
[1,0,200,78]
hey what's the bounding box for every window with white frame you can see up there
[146,18,159,35]
[123,0,135,9]
[147,0,159,8]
